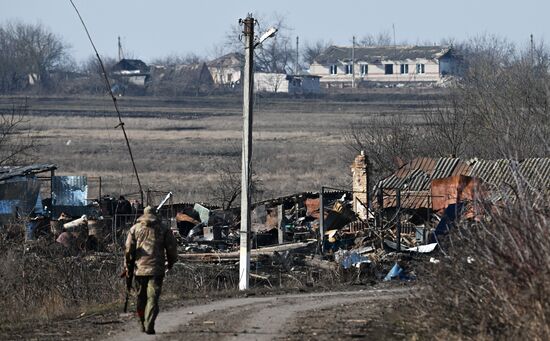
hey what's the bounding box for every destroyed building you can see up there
[309,45,458,87]
[111,58,151,94]
[0,164,56,228]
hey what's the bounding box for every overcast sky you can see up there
[1,0,548,63]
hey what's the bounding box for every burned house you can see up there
[111,58,150,88]
[309,45,458,87]
[367,156,550,219]
[149,62,215,96]
[350,154,550,249]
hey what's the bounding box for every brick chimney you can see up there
[351,151,369,220]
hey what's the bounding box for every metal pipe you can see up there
[396,188,401,252]
[319,186,325,254]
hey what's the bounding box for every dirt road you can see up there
[105,287,412,341]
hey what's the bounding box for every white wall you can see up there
[208,66,241,85]
[254,73,288,93]
[309,59,443,83]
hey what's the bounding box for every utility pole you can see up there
[351,36,356,89]
[392,24,396,46]
[530,34,535,66]
[295,36,299,75]
[118,36,123,61]
[239,15,255,291]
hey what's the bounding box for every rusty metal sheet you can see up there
[431,175,484,214]
[376,157,550,210]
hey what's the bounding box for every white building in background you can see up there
[254,73,321,94]
[309,45,458,87]
[207,52,242,87]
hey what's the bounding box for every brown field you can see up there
[0,89,442,204]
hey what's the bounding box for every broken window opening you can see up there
[360,64,368,76]
[345,64,353,74]
[330,64,338,75]
[416,63,425,74]
[385,64,394,75]
[400,64,409,74]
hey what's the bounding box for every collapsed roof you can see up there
[314,45,452,64]
[377,157,550,209]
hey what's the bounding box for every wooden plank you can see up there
[178,240,316,261]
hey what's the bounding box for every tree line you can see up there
[346,35,550,178]
[0,17,497,95]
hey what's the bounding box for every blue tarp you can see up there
[384,262,415,281]
[430,202,464,242]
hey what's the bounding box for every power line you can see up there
[69,0,144,205]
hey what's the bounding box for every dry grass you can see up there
[0,91,436,204]
[416,193,550,340]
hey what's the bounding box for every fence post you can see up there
[396,188,401,252]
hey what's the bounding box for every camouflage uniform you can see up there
[125,206,178,334]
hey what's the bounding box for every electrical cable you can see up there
[69,0,144,205]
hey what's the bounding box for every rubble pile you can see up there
[3,152,515,287]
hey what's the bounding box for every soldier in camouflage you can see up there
[124,206,178,334]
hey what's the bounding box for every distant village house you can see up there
[207,52,242,87]
[309,45,457,87]
[254,73,321,94]
[111,58,150,87]
[149,62,214,96]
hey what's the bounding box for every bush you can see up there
[418,194,550,340]
[0,237,122,323]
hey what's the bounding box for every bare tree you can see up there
[344,114,423,182]
[359,31,393,46]
[437,35,550,159]
[0,21,71,92]
[302,40,332,66]
[205,143,263,210]
[73,55,117,95]
[225,13,296,74]
[150,53,205,67]
[423,92,470,158]
[0,101,35,166]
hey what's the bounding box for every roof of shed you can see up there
[0,163,57,182]
[314,45,452,64]
[377,157,550,209]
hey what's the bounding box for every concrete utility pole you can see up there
[118,36,123,61]
[239,15,255,291]
[295,36,299,75]
[351,36,356,89]
[531,34,535,65]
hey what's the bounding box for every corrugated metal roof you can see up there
[0,164,56,182]
[468,159,514,189]
[377,157,550,209]
[519,158,550,189]
[431,158,460,180]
